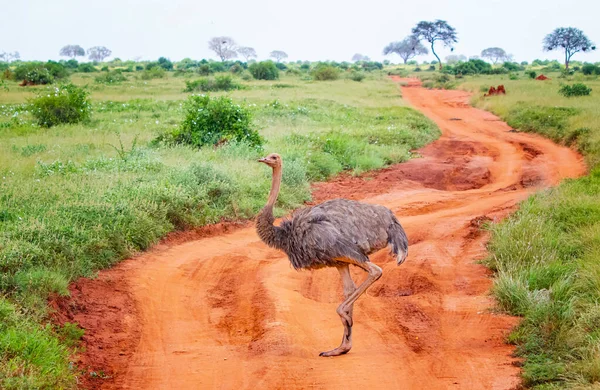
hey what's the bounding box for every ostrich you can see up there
[256,153,408,357]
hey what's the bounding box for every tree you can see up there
[481,47,509,64]
[208,37,238,62]
[352,53,369,62]
[270,50,288,62]
[411,20,458,70]
[383,36,428,64]
[59,45,85,59]
[238,46,257,61]
[445,54,467,64]
[88,46,112,62]
[0,51,20,62]
[543,27,596,69]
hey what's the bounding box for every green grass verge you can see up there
[462,73,600,388]
[0,73,439,388]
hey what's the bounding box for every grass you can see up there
[0,71,439,388]
[461,72,600,388]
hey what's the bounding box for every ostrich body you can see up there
[256,153,408,357]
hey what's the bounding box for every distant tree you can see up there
[445,54,467,64]
[352,53,371,62]
[1,51,20,62]
[383,36,428,64]
[481,47,510,64]
[270,50,288,62]
[88,46,112,62]
[469,55,480,61]
[60,45,85,59]
[543,27,596,69]
[208,37,238,62]
[238,46,257,61]
[411,20,458,70]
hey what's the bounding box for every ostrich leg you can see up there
[320,261,382,357]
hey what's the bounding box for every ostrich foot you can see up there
[319,345,351,357]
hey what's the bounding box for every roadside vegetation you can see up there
[0,62,438,388]
[461,69,600,388]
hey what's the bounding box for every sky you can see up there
[2,0,599,64]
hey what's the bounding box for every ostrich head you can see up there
[258,153,282,168]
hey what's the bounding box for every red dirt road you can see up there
[59,78,585,389]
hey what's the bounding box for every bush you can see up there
[14,62,68,85]
[29,84,91,127]
[77,63,97,73]
[183,75,240,92]
[582,64,600,76]
[197,64,211,76]
[248,61,279,80]
[312,65,339,81]
[157,57,173,70]
[453,59,492,75]
[229,64,244,74]
[558,83,592,97]
[157,95,262,148]
[140,67,166,80]
[95,70,127,84]
[502,62,524,72]
[527,70,537,79]
[349,71,366,82]
[208,62,226,73]
[275,62,287,71]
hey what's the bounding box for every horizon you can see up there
[3,0,599,64]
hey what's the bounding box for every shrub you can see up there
[78,63,97,73]
[197,64,211,76]
[95,70,127,84]
[135,65,144,71]
[312,65,339,81]
[183,75,240,92]
[275,62,287,71]
[527,70,537,79]
[157,57,173,70]
[428,65,436,71]
[240,71,253,81]
[349,71,366,82]
[286,68,302,76]
[140,67,166,80]
[229,64,244,74]
[248,61,279,80]
[208,62,226,73]
[29,84,91,127]
[414,67,422,72]
[509,73,519,80]
[157,95,262,148]
[582,64,600,76]
[558,83,592,97]
[453,59,492,75]
[502,62,524,72]
[17,66,54,85]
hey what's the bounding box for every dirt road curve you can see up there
[60,78,585,389]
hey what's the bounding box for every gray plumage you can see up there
[257,199,408,270]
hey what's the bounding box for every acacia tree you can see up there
[352,53,370,62]
[59,45,85,59]
[238,46,257,61]
[270,50,288,62]
[208,37,238,62]
[543,27,596,69]
[383,36,428,64]
[411,20,458,70]
[88,46,112,62]
[481,47,509,64]
[0,51,20,62]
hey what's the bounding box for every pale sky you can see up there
[3,0,599,64]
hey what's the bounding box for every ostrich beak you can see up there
[258,157,267,163]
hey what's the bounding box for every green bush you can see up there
[527,70,537,79]
[157,57,173,70]
[559,83,592,97]
[349,71,366,82]
[14,63,57,85]
[183,75,240,92]
[140,67,166,80]
[95,70,127,84]
[77,63,97,73]
[312,65,339,81]
[29,84,91,127]
[582,64,600,76]
[157,95,262,148]
[248,61,279,80]
[229,64,244,74]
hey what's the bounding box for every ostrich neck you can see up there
[266,165,282,208]
[256,165,283,249]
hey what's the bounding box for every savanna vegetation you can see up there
[0,60,439,388]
